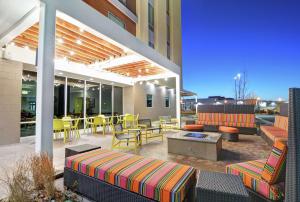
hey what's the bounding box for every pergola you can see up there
[0,0,181,157]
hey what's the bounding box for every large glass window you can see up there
[21,71,37,137]
[148,0,155,48]
[67,78,84,118]
[113,86,123,115]
[86,82,100,116]
[101,84,112,116]
[54,76,65,118]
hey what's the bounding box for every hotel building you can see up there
[0,0,182,155]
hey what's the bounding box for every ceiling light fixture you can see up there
[57,38,64,44]
[24,46,29,50]
[145,68,149,73]
[79,28,84,33]
[76,39,82,45]
[138,69,142,73]
[10,42,15,46]
[69,51,75,56]
[139,81,143,85]
[126,72,130,76]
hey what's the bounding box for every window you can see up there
[101,84,112,116]
[108,12,125,29]
[148,0,155,48]
[146,94,153,108]
[165,96,170,108]
[166,0,171,59]
[54,76,65,118]
[21,71,37,137]
[118,0,126,6]
[86,81,100,116]
[113,86,123,115]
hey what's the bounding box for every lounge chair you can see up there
[226,141,287,201]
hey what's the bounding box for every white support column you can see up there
[175,75,181,126]
[99,83,102,114]
[64,77,68,117]
[35,2,56,156]
[83,80,87,128]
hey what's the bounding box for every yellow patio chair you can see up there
[90,116,106,135]
[62,117,72,143]
[71,118,80,139]
[53,119,64,139]
[111,123,139,153]
[123,114,136,129]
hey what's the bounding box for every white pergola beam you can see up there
[35,2,56,156]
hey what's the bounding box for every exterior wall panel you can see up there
[83,0,136,35]
[0,59,22,145]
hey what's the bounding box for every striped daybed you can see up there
[226,141,287,201]
[64,149,196,202]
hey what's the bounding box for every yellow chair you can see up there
[62,117,72,143]
[111,123,139,153]
[138,119,164,144]
[90,116,106,135]
[71,118,80,139]
[53,119,64,139]
[123,114,136,129]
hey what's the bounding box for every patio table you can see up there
[196,171,250,202]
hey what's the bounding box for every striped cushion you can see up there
[198,113,223,126]
[66,149,196,202]
[226,160,284,200]
[260,126,288,143]
[274,116,288,131]
[223,114,256,128]
[261,141,287,184]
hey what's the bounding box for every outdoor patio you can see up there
[0,129,271,199]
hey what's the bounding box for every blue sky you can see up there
[182,0,300,100]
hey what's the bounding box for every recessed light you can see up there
[10,42,15,46]
[76,39,82,45]
[79,28,84,33]
[69,51,75,56]
[24,46,29,50]
[139,81,143,85]
[138,69,142,73]
[57,38,64,44]
[145,68,149,73]
[126,72,130,76]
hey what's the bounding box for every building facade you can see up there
[0,0,182,148]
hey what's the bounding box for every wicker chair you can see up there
[285,88,300,201]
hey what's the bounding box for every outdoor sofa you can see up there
[64,149,196,202]
[260,115,288,146]
[183,112,256,134]
[226,141,287,202]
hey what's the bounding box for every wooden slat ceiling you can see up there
[104,61,164,77]
[11,17,165,78]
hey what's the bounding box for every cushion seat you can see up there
[219,126,239,134]
[226,160,284,201]
[183,124,204,131]
[261,126,288,143]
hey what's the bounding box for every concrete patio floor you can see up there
[0,130,271,199]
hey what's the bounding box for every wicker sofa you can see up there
[64,149,196,202]
[183,112,257,134]
[260,115,288,146]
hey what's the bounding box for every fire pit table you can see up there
[167,131,222,161]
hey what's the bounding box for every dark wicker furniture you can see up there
[196,171,250,202]
[65,144,101,158]
[285,88,300,202]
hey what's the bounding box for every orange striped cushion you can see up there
[261,141,287,184]
[223,114,256,128]
[274,116,288,131]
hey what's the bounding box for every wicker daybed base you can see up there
[64,167,195,202]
